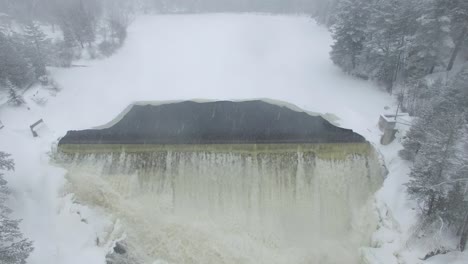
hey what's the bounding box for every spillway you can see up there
[56,100,384,264]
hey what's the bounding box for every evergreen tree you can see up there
[406,0,454,79]
[446,0,468,71]
[24,22,47,55]
[400,110,431,161]
[330,0,371,73]
[443,182,467,226]
[364,0,399,89]
[6,80,25,107]
[403,66,468,250]
[23,22,48,78]
[406,110,463,217]
[329,0,468,252]
[0,32,34,89]
[71,0,99,48]
[449,65,468,114]
[0,152,34,264]
[55,0,100,49]
[452,128,468,251]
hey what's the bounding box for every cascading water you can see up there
[56,100,384,264]
[58,143,383,264]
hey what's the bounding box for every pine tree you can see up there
[330,0,371,73]
[0,32,34,89]
[406,91,464,217]
[68,0,99,48]
[404,67,468,250]
[446,0,468,71]
[399,79,442,160]
[329,0,468,251]
[406,0,454,79]
[54,0,100,49]
[400,113,429,161]
[6,80,25,107]
[23,22,48,78]
[59,21,77,48]
[449,66,468,114]
[363,0,419,91]
[24,22,47,55]
[0,152,34,264]
[452,128,468,251]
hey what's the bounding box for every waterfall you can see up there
[58,143,383,264]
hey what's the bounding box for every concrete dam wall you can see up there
[56,100,384,264]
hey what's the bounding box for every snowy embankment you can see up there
[0,14,452,263]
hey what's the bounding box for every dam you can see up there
[56,100,384,264]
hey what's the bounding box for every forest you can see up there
[329,0,468,253]
[0,0,326,104]
[0,0,467,262]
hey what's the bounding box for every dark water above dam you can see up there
[56,101,384,264]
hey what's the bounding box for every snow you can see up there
[426,251,468,264]
[1,14,461,264]
[0,127,112,264]
[37,14,393,140]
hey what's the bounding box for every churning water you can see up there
[59,143,383,264]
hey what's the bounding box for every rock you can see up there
[114,242,127,255]
[106,241,141,264]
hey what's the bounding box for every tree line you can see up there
[4,0,465,259]
[137,0,317,14]
[0,0,133,106]
[0,0,339,107]
[330,0,468,254]
[0,152,33,264]
[0,2,328,263]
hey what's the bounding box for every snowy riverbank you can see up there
[2,14,459,264]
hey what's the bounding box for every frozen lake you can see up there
[0,14,395,264]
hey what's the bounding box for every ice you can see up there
[0,14,401,264]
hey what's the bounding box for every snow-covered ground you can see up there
[1,14,465,264]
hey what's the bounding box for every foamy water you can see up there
[59,144,383,264]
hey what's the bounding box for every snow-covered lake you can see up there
[0,14,400,264]
[46,15,390,138]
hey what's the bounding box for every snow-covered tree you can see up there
[6,80,25,107]
[0,152,34,264]
[56,0,101,48]
[0,32,34,89]
[449,64,468,113]
[403,66,468,251]
[406,0,454,79]
[362,0,413,91]
[406,96,463,217]
[451,127,468,251]
[446,0,468,71]
[313,0,339,26]
[330,0,371,73]
[23,22,48,78]
[24,22,47,55]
